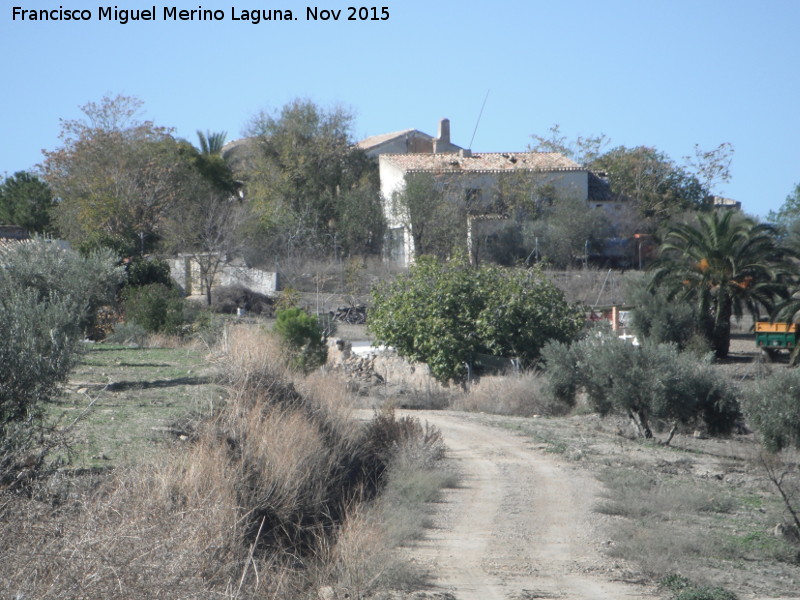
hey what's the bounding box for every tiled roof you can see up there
[0,238,30,253]
[0,225,29,240]
[356,129,430,150]
[381,152,583,173]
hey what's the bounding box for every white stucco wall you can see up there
[168,255,279,297]
[219,266,279,296]
[379,156,591,265]
[379,158,412,229]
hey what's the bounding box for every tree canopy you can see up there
[0,171,56,234]
[649,210,796,357]
[531,124,735,226]
[41,95,191,255]
[161,131,246,304]
[589,145,706,219]
[241,99,381,260]
[767,182,800,231]
[389,173,465,261]
[369,256,585,382]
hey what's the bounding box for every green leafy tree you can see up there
[121,283,188,335]
[767,182,800,231]
[335,181,385,257]
[742,371,800,537]
[626,272,705,349]
[125,256,174,288]
[242,99,379,261]
[41,95,190,254]
[390,173,465,260]
[0,288,84,427]
[744,371,800,453]
[0,240,122,482]
[274,307,328,372]
[526,194,612,268]
[162,133,246,305]
[542,333,739,439]
[531,125,734,225]
[0,171,56,233]
[369,257,584,382]
[589,146,706,220]
[649,211,795,357]
[0,238,124,333]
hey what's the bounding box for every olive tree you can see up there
[742,371,800,537]
[0,239,123,483]
[541,332,739,440]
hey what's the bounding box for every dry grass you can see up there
[1,324,451,599]
[593,455,800,593]
[595,469,737,519]
[324,418,456,598]
[453,371,571,417]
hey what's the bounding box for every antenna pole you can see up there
[468,89,490,150]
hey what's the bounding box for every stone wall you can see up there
[326,338,447,396]
[168,255,279,297]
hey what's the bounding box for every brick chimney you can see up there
[433,118,450,153]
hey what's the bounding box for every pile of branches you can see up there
[330,305,367,325]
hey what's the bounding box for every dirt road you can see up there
[404,411,658,600]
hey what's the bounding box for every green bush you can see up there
[122,283,189,335]
[105,321,149,346]
[742,370,800,452]
[369,256,584,383]
[274,307,328,372]
[0,240,122,482]
[126,256,174,288]
[626,273,704,350]
[0,239,123,333]
[542,333,740,437]
[0,288,82,427]
[660,574,738,600]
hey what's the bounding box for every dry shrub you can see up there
[216,324,291,390]
[212,285,275,316]
[0,465,259,599]
[143,331,192,348]
[325,416,453,598]
[326,504,397,597]
[1,324,450,599]
[363,407,445,468]
[395,383,456,410]
[454,371,571,417]
[297,370,359,434]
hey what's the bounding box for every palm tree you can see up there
[196,130,227,156]
[649,210,795,358]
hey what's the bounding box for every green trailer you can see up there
[755,322,796,358]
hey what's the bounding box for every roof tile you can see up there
[381,152,582,173]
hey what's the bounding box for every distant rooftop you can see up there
[356,129,429,150]
[712,196,742,210]
[0,225,29,240]
[380,152,583,173]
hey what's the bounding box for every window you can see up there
[465,188,482,205]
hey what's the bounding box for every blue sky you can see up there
[2,0,798,218]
